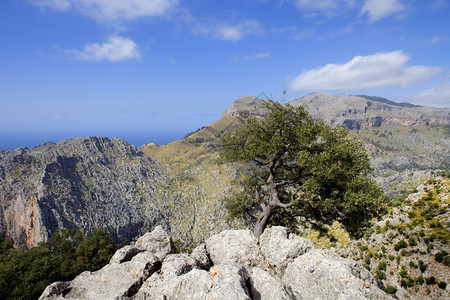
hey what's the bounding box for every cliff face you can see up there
[0,137,165,249]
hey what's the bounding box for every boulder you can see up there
[134,225,175,260]
[136,263,251,300]
[205,229,262,267]
[259,226,314,276]
[249,267,296,300]
[283,249,390,299]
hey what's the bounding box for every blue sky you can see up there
[1,0,449,149]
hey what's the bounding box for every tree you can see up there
[220,101,385,238]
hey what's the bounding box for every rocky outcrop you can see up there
[40,226,390,300]
[0,137,166,249]
[289,93,450,129]
[222,96,271,119]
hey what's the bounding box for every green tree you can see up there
[220,101,385,238]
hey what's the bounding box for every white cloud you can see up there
[406,83,450,107]
[361,0,405,22]
[66,35,140,62]
[293,0,356,16]
[193,20,261,41]
[244,53,270,61]
[288,51,441,91]
[30,0,178,21]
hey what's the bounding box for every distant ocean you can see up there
[0,131,188,150]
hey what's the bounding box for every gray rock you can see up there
[205,229,262,267]
[283,249,390,299]
[41,226,389,300]
[159,253,198,278]
[134,225,175,261]
[249,267,296,300]
[109,245,142,264]
[136,263,251,300]
[40,251,160,300]
[190,243,211,270]
[259,226,314,276]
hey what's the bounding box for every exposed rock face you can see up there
[40,226,390,300]
[0,137,165,249]
[289,93,450,129]
[222,96,271,119]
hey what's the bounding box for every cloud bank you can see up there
[30,0,178,21]
[407,83,450,108]
[288,51,441,91]
[361,0,405,22]
[66,35,140,62]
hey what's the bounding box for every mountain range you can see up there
[0,93,449,250]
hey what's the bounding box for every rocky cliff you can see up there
[289,93,449,129]
[0,137,166,249]
[40,226,390,300]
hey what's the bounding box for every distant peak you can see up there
[222,96,270,118]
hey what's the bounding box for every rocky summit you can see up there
[0,137,165,249]
[40,226,389,300]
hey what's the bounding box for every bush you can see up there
[419,260,427,273]
[408,237,417,247]
[385,285,397,294]
[425,277,436,285]
[415,276,424,285]
[399,266,408,278]
[435,251,448,264]
[438,281,447,289]
[394,240,408,251]
[377,261,387,271]
[376,270,386,280]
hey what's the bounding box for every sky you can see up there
[1,0,449,149]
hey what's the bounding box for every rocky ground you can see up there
[40,226,390,300]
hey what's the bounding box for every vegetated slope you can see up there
[0,137,166,249]
[334,176,450,299]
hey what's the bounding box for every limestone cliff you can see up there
[0,137,166,249]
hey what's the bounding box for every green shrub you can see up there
[438,281,447,289]
[388,254,395,261]
[415,276,424,285]
[435,251,448,263]
[377,261,387,271]
[419,260,427,273]
[408,237,417,247]
[409,261,417,269]
[394,240,408,251]
[376,270,386,280]
[358,244,368,252]
[425,277,436,285]
[385,285,397,294]
[399,266,408,278]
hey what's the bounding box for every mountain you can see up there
[0,137,166,249]
[1,94,449,250]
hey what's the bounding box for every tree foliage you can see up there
[0,228,121,300]
[220,101,385,238]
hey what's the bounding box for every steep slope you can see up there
[0,137,166,249]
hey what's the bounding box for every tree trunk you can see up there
[253,205,273,238]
